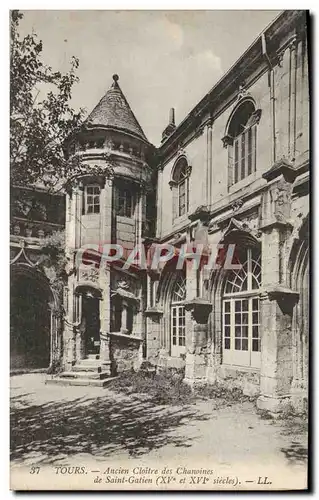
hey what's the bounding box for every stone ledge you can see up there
[262,158,298,183]
[144,307,164,316]
[263,286,299,303]
[108,331,143,342]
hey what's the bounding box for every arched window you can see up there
[223,100,261,187]
[171,273,186,356]
[170,157,191,219]
[222,246,261,368]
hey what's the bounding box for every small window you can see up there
[116,187,134,218]
[225,101,260,187]
[171,157,191,220]
[171,273,187,356]
[85,185,100,214]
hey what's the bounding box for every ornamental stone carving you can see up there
[79,267,100,283]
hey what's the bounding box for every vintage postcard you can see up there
[10,9,309,491]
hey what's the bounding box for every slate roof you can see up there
[85,74,148,143]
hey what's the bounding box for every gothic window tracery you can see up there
[222,247,261,368]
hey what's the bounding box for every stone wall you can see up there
[109,332,143,375]
[213,366,261,398]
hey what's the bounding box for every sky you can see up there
[19,10,281,146]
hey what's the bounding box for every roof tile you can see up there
[85,74,148,143]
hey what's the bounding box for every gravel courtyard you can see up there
[10,374,308,490]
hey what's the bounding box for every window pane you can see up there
[247,127,252,175]
[224,302,230,313]
[242,299,249,311]
[93,205,100,214]
[235,313,241,324]
[252,339,260,352]
[242,339,248,351]
[87,205,93,214]
[242,313,248,324]
[242,326,248,338]
[235,326,241,337]
[225,338,230,349]
[87,196,93,205]
[241,132,246,180]
[235,339,241,350]
[224,326,230,337]
[252,298,259,310]
[253,312,259,324]
[252,325,259,339]
[224,313,230,325]
[235,301,242,312]
[234,140,239,184]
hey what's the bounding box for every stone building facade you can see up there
[11,11,309,412]
[10,186,65,372]
[149,10,309,412]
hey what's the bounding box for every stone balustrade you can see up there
[10,217,63,241]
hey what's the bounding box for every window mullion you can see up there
[230,299,234,352]
[247,248,252,291]
[253,125,257,173]
[245,130,249,178]
[248,297,252,366]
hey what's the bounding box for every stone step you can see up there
[72,364,102,373]
[78,357,100,364]
[46,376,117,388]
[85,354,100,360]
[59,370,110,380]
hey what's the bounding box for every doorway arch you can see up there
[10,264,57,371]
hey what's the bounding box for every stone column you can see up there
[183,301,212,385]
[203,118,213,206]
[74,184,83,250]
[63,278,76,370]
[121,303,128,331]
[289,36,297,160]
[257,160,299,413]
[156,167,163,239]
[99,175,113,373]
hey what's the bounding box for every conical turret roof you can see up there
[85,74,148,143]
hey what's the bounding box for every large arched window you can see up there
[223,100,261,187]
[171,273,186,356]
[170,157,191,220]
[222,246,261,368]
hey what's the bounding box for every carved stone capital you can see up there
[168,180,177,190]
[221,134,233,148]
[183,298,212,324]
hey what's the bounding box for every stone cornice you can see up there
[157,11,306,161]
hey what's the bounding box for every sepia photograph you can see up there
[9,9,309,491]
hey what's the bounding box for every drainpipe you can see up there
[262,33,276,164]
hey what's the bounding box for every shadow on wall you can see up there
[10,392,210,464]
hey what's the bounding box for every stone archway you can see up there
[10,265,56,371]
[289,218,309,409]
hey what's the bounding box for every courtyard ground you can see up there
[10,374,308,489]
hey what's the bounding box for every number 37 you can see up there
[30,466,40,474]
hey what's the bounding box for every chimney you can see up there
[169,107,175,126]
[162,107,176,142]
